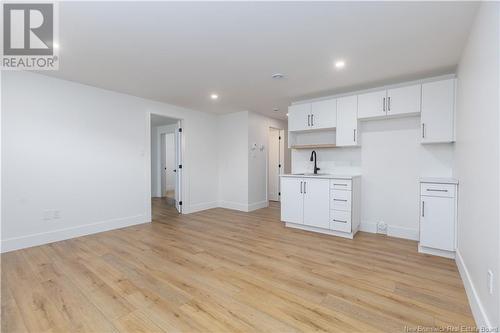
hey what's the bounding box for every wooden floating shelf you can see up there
[291,144,337,149]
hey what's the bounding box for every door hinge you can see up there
[179,201,183,206]
[279,136,281,140]
[178,164,182,169]
[178,128,182,132]
[278,164,281,168]
[278,192,281,196]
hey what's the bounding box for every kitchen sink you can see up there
[292,173,330,176]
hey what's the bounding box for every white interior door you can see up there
[160,134,167,197]
[268,128,280,201]
[175,121,183,213]
[165,133,175,195]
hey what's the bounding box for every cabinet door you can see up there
[357,90,387,119]
[280,177,303,224]
[288,104,311,131]
[311,98,336,129]
[420,196,455,251]
[387,84,421,116]
[303,178,330,229]
[421,79,455,143]
[336,95,358,146]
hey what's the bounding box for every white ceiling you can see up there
[44,2,478,119]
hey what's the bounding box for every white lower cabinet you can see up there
[419,180,458,258]
[303,178,330,229]
[280,177,303,224]
[281,175,360,239]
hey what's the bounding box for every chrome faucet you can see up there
[310,150,320,174]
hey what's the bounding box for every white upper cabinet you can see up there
[311,99,337,129]
[421,79,455,143]
[336,95,358,147]
[288,103,311,131]
[357,90,387,119]
[386,84,422,117]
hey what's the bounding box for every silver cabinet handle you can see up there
[333,199,348,202]
[422,201,425,217]
[334,183,347,186]
[422,123,425,138]
[353,129,356,142]
[387,96,391,111]
[383,97,386,112]
[311,114,314,126]
[426,188,448,192]
[307,115,311,127]
[333,219,347,223]
[304,182,306,194]
[300,181,303,193]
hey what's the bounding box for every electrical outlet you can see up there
[487,270,494,295]
[377,221,387,235]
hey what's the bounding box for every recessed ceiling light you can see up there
[210,93,219,100]
[286,113,289,117]
[271,73,285,79]
[53,42,59,49]
[335,60,346,69]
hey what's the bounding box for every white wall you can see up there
[248,112,287,209]
[1,71,219,252]
[217,111,249,211]
[292,117,454,240]
[454,3,500,328]
[217,111,288,211]
[151,124,177,197]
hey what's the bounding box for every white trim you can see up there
[247,200,269,212]
[456,249,493,329]
[185,201,218,214]
[286,222,355,239]
[359,221,418,241]
[387,225,419,241]
[1,214,149,253]
[418,244,455,259]
[218,201,249,212]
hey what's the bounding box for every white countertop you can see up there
[420,177,459,185]
[280,173,360,180]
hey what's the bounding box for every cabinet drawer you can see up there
[330,210,351,233]
[330,190,351,211]
[421,183,456,198]
[330,179,352,190]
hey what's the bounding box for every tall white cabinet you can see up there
[419,179,458,258]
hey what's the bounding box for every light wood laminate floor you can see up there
[1,199,475,332]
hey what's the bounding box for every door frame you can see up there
[146,112,184,220]
[266,126,285,202]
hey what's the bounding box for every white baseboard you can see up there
[1,214,149,253]
[185,201,218,214]
[418,244,455,259]
[247,200,269,212]
[359,221,418,241]
[218,200,249,212]
[456,249,492,329]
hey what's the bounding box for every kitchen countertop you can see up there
[280,173,360,180]
[420,177,459,185]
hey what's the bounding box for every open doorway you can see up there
[150,114,183,213]
[268,127,285,202]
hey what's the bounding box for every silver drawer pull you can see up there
[426,189,448,192]
[333,219,347,223]
[334,183,348,186]
[333,199,348,202]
